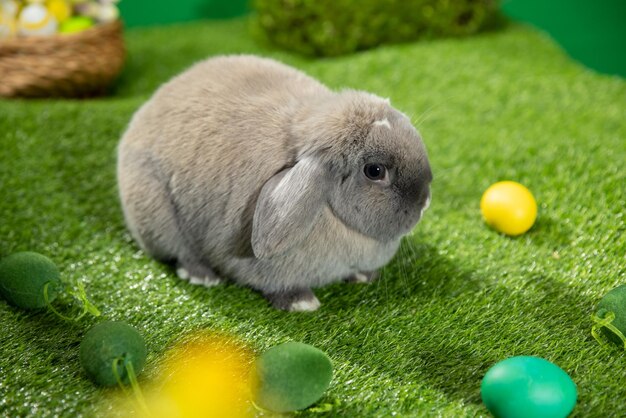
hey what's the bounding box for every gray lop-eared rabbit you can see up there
[117,55,432,311]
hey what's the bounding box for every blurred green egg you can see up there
[59,16,94,34]
[80,321,147,387]
[254,342,333,412]
[0,252,62,309]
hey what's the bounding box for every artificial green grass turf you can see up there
[0,17,625,417]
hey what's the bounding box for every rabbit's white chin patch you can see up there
[290,297,321,312]
[420,195,431,218]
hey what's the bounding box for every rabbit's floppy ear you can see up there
[252,156,329,259]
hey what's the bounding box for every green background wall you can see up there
[118,0,249,27]
[118,0,625,77]
[502,0,626,77]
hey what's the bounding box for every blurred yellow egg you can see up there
[47,0,71,23]
[140,334,256,418]
[480,181,537,236]
[0,0,19,38]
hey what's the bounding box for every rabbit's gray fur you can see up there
[117,55,432,311]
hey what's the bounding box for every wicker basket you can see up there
[0,20,125,98]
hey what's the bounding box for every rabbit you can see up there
[117,55,432,311]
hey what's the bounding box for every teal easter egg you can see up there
[481,356,577,418]
[255,342,333,412]
[80,321,147,387]
[0,252,62,309]
[596,284,626,346]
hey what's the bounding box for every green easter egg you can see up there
[596,284,626,346]
[0,252,62,309]
[59,16,93,34]
[255,342,333,413]
[80,321,147,387]
[481,356,577,418]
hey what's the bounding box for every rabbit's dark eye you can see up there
[364,163,386,181]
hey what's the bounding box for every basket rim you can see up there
[0,19,123,49]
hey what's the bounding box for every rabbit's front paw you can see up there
[264,288,320,312]
[176,260,222,288]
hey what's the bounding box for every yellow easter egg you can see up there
[1,0,19,35]
[47,0,71,23]
[1,0,19,18]
[480,181,537,236]
[0,13,17,38]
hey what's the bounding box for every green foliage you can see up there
[595,285,626,346]
[253,0,500,56]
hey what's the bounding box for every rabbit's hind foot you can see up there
[176,260,222,288]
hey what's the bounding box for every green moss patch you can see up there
[253,0,500,56]
[255,342,333,412]
[0,252,61,309]
[79,321,147,387]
